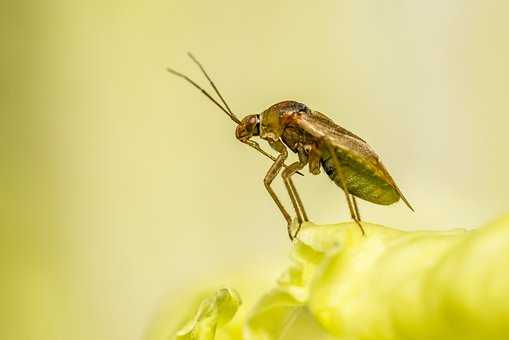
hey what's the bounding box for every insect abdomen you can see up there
[321,150,400,205]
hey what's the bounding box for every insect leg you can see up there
[352,196,361,221]
[323,138,366,235]
[263,141,294,238]
[283,146,309,225]
[282,161,307,238]
[241,139,304,176]
[288,177,308,221]
[308,146,321,175]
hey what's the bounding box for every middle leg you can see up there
[282,160,307,239]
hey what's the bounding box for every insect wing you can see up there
[295,111,414,211]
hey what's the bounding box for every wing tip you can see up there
[398,192,415,212]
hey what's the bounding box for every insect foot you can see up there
[287,218,304,241]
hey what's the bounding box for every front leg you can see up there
[241,139,304,176]
[262,140,293,235]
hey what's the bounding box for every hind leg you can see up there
[323,138,366,235]
[352,196,361,221]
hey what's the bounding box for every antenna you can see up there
[187,52,235,118]
[166,55,304,176]
[165,67,240,124]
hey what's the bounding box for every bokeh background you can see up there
[2,1,509,339]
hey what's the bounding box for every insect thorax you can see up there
[281,126,316,154]
[259,101,309,142]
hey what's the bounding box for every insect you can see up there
[167,53,414,240]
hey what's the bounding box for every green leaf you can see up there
[148,214,509,340]
[175,288,242,340]
[244,288,334,340]
[294,217,509,339]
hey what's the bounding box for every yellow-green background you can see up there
[2,1,508,339]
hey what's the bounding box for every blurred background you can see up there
[2,1,508,339]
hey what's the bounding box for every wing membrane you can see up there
[294,111,414,211]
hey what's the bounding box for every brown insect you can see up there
[167,53,414,240]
